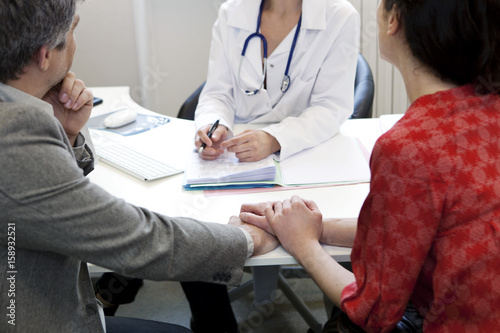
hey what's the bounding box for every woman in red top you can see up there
[241,0,500,331]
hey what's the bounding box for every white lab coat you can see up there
[195,0,360,160]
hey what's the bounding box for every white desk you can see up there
[88,87,383,268]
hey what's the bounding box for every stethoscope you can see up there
[238,0,302,96]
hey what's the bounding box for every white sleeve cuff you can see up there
[238,227,254,259]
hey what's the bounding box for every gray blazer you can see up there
[0,92,248,332]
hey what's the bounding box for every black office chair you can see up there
[177,82,206,120]
[177,53,374,120]
[351,53,374,119]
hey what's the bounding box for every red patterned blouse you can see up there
[341,85,500,332]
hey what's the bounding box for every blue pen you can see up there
[198,119,220,154]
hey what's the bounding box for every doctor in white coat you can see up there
[183,0,360,332]
[195,0,360,162]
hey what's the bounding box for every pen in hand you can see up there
[198,119,220,154]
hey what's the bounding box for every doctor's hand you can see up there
[221,130,280,162]
[43,72,93,146]
[195,124,228,160]
[228,216,279,256]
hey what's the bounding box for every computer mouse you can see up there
[103,108,137,128]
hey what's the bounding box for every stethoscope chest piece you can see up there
[281,75,291,93]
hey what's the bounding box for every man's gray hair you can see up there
[0,0,79,82]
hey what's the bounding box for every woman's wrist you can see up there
[320,218,356,247]
[293,240,325,269]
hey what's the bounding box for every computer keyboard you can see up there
[95,139,182,181]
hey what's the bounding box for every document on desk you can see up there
[278,135,370,185]
[183,152,277,189]
[379,114,404,133]
[183,134,370,190]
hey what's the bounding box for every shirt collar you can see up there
[302,0,327,30]
[0,82,54,116]
[227,0,327,32]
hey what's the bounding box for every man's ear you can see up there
[35,46,51,72]
[386,4,401,36]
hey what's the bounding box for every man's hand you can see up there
[228,216,279,256]
[221,130,280,162]
[42,72,93,146]
[195,124,228,160]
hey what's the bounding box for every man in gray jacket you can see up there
[0,1,277,332]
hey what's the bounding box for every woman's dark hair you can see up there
[385,0,500,94]
[0,0,79,83]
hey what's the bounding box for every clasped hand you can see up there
[239,195,323,259]
[196,125,280,162]
[42,72,93,146]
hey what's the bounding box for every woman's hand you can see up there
[239,201,277,236]
[240,197,354,308]
[264,196,323,260]
[240,201,357,248]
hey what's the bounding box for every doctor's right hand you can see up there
[195,124,228,160]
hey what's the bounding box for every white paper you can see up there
[279,135,370,185]
[379,114,404,133]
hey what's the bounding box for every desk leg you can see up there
[229,272,324,333]
[277,273,323,333]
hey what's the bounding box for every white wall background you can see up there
[72,0,408,118]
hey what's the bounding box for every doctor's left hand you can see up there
[222,130,281,162]
[43,72,93,146]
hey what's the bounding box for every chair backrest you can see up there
[177,54,375,120]
[177,82,206,120]
[351,53,375,119]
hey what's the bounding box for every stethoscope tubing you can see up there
[238,0,302,96]
[239,33,268,96]
[282,15,302,92]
